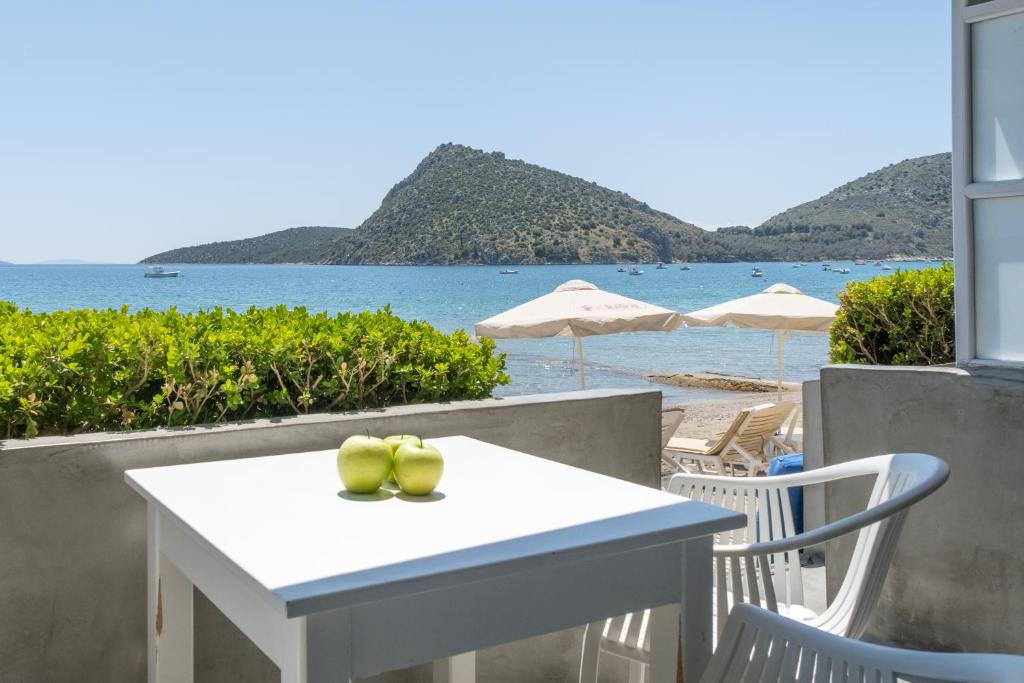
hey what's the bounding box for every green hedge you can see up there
[829,264,954,366]
[0,303,508,438]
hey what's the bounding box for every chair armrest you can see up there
[713,461,948,557]
[668,453,920,490]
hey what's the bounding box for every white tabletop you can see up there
[126,436,742,617]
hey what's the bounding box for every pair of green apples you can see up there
[337,434,444,495]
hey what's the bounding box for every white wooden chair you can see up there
[578,453,950,682]
[663,402,797,476]
[702,603,1024,682]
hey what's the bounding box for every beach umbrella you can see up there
[475,279,684,389]
[681,283,838,399]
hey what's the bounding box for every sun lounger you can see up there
[663,401,797,476]
[659,407,686,473]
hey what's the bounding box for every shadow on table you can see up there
[337,489,394,502]
[396,491,446,503]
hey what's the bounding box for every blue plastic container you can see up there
[768,453,804,535]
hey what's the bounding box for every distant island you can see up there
[142,226,349,265]
[143,144,951,265]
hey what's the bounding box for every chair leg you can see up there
[628,661,644,683]
[578,621,603,683]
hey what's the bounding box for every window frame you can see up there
[953,0,1024,369]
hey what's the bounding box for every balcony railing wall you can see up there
[0,389,662,683]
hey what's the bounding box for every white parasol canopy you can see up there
[681,283,839,397]
[475,280,683,388]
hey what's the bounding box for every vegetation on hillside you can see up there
[0,303,507,438]
[143,226,349,264]
[718,153,951,261]
[328,143,712,265]
[829,264,954,366]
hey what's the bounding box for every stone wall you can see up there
[0,389,662,682]
[819,365,1024,653]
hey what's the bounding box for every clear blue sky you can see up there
[0,1,950,263]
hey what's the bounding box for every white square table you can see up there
[126,436,744,683]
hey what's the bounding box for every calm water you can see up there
[0,262,939,403]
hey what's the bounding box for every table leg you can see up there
[285,611,354,683]
[648,603,680,683]
[147,505,194,683]
[680,537,713,682]
[433,651,476,683]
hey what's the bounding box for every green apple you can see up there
[393,442,444,496]
[383,434,422,483]
[337,435,392,493]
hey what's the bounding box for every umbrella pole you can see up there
[776,329,786,402]
[578,337,586,390]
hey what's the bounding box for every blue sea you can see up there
[0,262,939,403]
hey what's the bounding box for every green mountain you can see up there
[711,153,952,261]
[141,146,952,264]
[142,226,349,264]
[328,143,710,265]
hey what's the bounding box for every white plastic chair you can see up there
[703,603,1024,682]
[579,453,950,682]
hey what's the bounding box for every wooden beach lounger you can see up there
[664,401,797,476]
[659,407,686,473]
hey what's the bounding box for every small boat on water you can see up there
[679,264,691,271]
[854,259,866,265]
[835,267,851,274]
[656,262,667,269]
[144,266,181,278]
[617,267,627,273]
[822,264,832,271]
[751,267,764,278]
[629,267,644,276]
[882,265,892,270]
[499,269,519,275]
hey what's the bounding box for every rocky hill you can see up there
[142,226,349,264]
[328,143,711,265]
[712,153,951,261]
[142,147,952,264]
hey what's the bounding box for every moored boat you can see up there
[144,266,181,278]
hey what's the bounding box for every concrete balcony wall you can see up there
[819,365,1024,653]
[0,388,662,683]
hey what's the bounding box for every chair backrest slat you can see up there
[702,604,1024,683]
[660,407,685,449]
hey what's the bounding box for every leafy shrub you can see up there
[0,304,508,438]
[829,264,954,366]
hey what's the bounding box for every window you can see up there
[953,0,1024,367]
